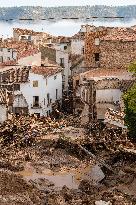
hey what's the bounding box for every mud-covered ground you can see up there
[0,115,136,205]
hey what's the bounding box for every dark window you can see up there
[14,84,20,91]
[56,89,58,99]
[62,84,65,90]
[60,58,64,68]
[47,111,49,117]
[44,98,46,105]
[21,36,27,40]
[33,80,38,87]
[0,56,3,63]
[64,46,67,50]
[33,96,39,107]
[82,47,84,54]
[7,48,10,52]
[95,53,99,62]
[47,93,50,104]
[28,36,31,41]
[76,80,79,86]
[54,75,57,80]
[12,51,14,58]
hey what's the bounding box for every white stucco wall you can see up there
[0,104,7,123]
[54,43,70,52]
[96,89,122,103]
[96,89,122,120]
[13,31,19,41]
[18,52,41,66]
[19,71,62,116]
[71,39,84,55]
[56,50,70,91]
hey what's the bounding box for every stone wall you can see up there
[85,29,107,68]
[100,41,136,69]
[85,28,136,69]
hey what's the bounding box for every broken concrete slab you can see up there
[82,164,105,185]
[95,201,112,205]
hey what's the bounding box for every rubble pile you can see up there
[84,122,134,153]
[0,115,136,205]
[0,115,69,147]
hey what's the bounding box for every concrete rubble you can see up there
[0,114,136,205]
[95,201,112,205]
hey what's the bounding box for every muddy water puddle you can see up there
[17,162,104,189]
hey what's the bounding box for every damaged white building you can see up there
[73,68,134,124]
[0,64,62,118]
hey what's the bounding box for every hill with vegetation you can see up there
[0,5,136,20]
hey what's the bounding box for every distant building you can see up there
[71,30,85,55]
[13,28,53,45]
[0,39,41,66]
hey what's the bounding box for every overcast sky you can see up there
[0,0,136,7]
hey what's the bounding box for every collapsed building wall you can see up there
[74,73,134,124]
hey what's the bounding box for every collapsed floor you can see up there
[0,115,136,205]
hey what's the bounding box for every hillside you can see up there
[0,5,136,20]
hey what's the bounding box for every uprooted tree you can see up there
[123,62,136,138]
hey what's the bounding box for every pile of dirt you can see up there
[0,170,45,205]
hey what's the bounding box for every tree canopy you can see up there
[123,62,136,138]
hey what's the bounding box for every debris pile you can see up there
[84,122,134,153]
[0,115,69,147]
[0,115,135,205]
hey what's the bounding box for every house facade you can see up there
[0,65,62,117]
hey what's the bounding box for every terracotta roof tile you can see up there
[31,65,62,77]
[0,39,40,60]
[101,28,136,42]
[82,68,134,81]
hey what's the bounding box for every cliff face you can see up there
[0,5,136,20]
